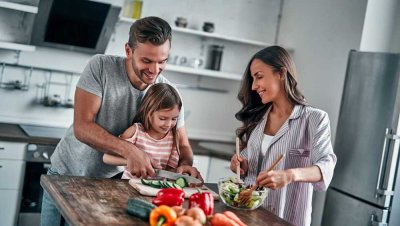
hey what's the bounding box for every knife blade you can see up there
[155,169,202,184]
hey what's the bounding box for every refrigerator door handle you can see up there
[376,128,399,197]
[370,214,388,226]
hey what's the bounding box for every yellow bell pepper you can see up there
[149,205,177,226]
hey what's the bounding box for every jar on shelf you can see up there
[205,45,224,71]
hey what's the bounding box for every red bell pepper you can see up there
[152,188,185,206]
[188,190,214,216]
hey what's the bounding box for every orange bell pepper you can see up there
[149,205,177,226]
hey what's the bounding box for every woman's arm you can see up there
[256,166,322,190]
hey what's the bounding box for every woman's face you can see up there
[250,59,284,104]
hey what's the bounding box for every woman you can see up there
[230,46,336,226]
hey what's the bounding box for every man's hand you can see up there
[176,165,204,182]
[124,144,156,178]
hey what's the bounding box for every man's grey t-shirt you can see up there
[50,54,185,178]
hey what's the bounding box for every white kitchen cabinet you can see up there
[207,157,235,183]
[193,154,210,182]
[0,189,21,226]
[0,1,37,52]
[0,141,26,226]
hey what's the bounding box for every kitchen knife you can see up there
[155,169,202,184]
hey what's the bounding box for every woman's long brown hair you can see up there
[235,46,307,149]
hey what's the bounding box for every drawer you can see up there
[0,160,25,189]
[0,189,21,226]
[0,141,26,160]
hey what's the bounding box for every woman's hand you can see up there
[230,154,249,176]
[256,169,295,190]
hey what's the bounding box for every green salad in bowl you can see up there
[218,177,269,210]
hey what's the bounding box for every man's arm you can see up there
[175,126,203,181]
[177,126,193,166]
[73,87,155,178]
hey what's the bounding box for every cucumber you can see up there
[125,198,156,220]
[150,180,162,188]
[141,179,182,189]
[175,177,188,188]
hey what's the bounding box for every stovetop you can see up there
[19,124,67,139]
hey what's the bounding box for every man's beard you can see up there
[131,58,160,85]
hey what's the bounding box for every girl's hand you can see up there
[256,169,294,190]
[230,154,248,176]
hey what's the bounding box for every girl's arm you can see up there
[120,124,137,139]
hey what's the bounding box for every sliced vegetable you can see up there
[125,198,156,220]
[141,179,182,189]
[175,177,188,188]
[218,177,267,209]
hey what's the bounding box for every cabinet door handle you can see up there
[0,165,2,168]
[0,147,4,150]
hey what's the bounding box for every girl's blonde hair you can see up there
[133,83,182,152]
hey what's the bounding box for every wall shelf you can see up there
[166,64,242,81]
[0,41,36,52]
[119,16,269,47]
[0,1,38,14]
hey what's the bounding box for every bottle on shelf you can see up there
[123,0,142,19]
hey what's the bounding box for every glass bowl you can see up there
[218,177,269,210]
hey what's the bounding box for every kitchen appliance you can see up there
[322,50,400,226]
[31,0,121,54]
[18,143,57,226]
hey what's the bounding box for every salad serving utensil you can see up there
[238,154,285,205]
[235,137,242,183]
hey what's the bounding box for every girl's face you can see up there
[148,105,180,138]
[250,59,284,104]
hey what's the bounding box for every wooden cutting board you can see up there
[128,178,219,200]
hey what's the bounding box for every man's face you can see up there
[129,40,170,85]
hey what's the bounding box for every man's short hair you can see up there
[128,16,172,49]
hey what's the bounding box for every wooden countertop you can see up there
[41,175,293,226]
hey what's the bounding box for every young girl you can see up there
[103,83,182,179]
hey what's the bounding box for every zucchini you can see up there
[175,177,188,188]
[125,198,156,220]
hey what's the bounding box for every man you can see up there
[41,16,201,226]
